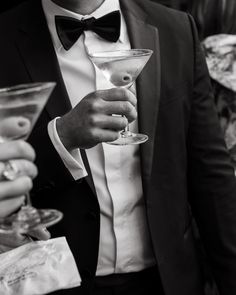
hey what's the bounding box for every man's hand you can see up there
[0,227,51,253]
[56,88,137,150]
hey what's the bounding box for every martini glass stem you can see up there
[121,121,132,138]
[12,193,42,232]
[25,192,32,206]
[89,49,152,145]
[120,84,134,138]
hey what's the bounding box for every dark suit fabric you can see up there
[150,0,174,8]
[0,1,236,295]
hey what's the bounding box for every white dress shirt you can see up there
[42,0,155,276]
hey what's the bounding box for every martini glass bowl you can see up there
[89,49,153,145]
[0,82,63,233]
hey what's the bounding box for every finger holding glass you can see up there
[89,49,153,145]
[0,117,36,218]
[56,87,137,150]
[0,118,50,253]
[0,83,63,234]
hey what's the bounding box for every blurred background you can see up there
[153,0,236,40]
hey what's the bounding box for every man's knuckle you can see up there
[88,99,99,112]
[88,115,97,126]
[96,90,105,98]
[89,129,98,140]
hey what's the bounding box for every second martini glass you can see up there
[89,49,153,145]
[0,82,63,233]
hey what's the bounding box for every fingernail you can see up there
[17,117,31,129]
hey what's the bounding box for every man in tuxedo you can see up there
[0,0,236,295]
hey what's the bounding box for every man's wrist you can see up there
[56,116,73,151]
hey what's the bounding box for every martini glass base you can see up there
[0,206,63,234]
[107,132,148,145]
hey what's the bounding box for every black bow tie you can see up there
[55,11,121,50]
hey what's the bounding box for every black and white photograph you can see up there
[0,0,235,295]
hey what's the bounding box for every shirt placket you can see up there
[84,30,134,272]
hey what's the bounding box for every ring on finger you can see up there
[1,160,19,181]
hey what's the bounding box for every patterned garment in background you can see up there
[203,34,236,168]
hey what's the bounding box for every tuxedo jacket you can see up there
[150,0,178,9]
[0,1,236,295]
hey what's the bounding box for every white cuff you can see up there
[47,117,88,180]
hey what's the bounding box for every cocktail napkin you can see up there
[0,237,81,295]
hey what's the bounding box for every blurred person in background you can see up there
[187,1,236,294]
[203,34,236,167]
[188,0,236,40]
[151,0,236,36]
[190,0,236,162]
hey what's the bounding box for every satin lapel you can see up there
[120,0,161,193]
[15,0,71,118]
[15,1,96,195]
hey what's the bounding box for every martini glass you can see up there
[0,82,63,233]
[89,49,153,145]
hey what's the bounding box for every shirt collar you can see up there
[41,0,127,50]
